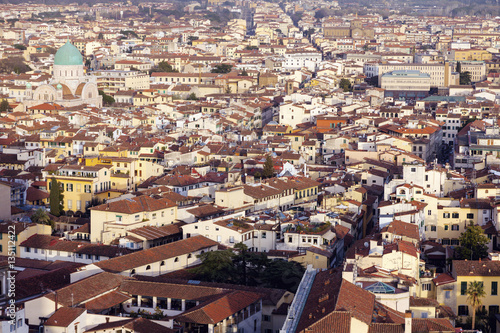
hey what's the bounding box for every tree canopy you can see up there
[0,99,10,112]
[31,208,54,228]
[191,244,305,292]
[211,64,232,74]
[49,178,64,217]
[460,71,471,85]
[339,78,352,92]
[456,222,489,260]
[263,155,275,178]
[99,90,115,106]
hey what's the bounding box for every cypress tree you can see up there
[49,178,61,217]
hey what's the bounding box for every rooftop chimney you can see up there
[405,310,412,333]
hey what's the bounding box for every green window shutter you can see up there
[461,282,467,295]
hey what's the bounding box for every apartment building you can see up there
[43,164,112,214]
[94,70,150,94]
[364,62,459,88]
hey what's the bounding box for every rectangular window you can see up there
[422,283,431,291]
[467,213,474,219]
[116,215,123,223]
[229,236,234,243]
[67,199,72,210]
[262,232,267,239]
[452,213,459,218]
[458,305,469,316]
[66,183,73,192]
[431,226,436,231]
[492,282,498,296]
[451,225,459,231]
[135,215,140,222]
[445,290,451,299]
[444,225,449,231]
[461,282,467,295]
[428,210,432,216]
[443,213,450,218]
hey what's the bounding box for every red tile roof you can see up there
[95,236,218,273]
[175,290,262,325]
[44,307,85,327]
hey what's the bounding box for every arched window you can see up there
[130,269,136,276]
[160,261,165,266]
[174,257,179,262]
[187,254,192,259]
[146,265,151,270]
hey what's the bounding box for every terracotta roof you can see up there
[432,273,456,286]
[304,311,350,332]
[45,307,85,327]
[90,195,176,214]
[175,290,262,325]
[409,296,439,307]
[380,220,419,241]
[453,260,500,277]
[45,272,125,307]
[83,290,131,312]
[26,186,50,201]
[83,317,175,333]
[335,279,375,325]
[95,236,218,273]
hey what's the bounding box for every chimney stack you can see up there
[405,310,412,333]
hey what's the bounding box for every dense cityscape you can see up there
[0,0,499,332]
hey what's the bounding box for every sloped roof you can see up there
[95,236,218,273]
[175,290,262,325]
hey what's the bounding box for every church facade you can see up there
[23,41,102,112]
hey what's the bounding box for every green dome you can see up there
[56,83,62,89]
[54,41,83,66]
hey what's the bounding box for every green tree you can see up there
[13,44,26,50]
[98,90,115,106]
[31,208,52,227]
[211,64,233,74]
[362,44,369,51]
[263,155,274,178]
[304,28,315,38]
[186,93,198,100]
[120,30,138,38]
[466,281,486,330]
[245,45,258,50]
[97,32,104,39]
[456,61,462,73]
[49,178,63,217]
[157,61,177,72]
[240,70,249,76]
[460,71,472,85]
[0,57,30,74]
[45,47,57,54]
[456,221,489,260]
[339,78,352,92]
[261,260,305,293]
[0,99,10,112]
[190,249,236,282]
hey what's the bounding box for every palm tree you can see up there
[466,281,486,330]
[31,208,51,225]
